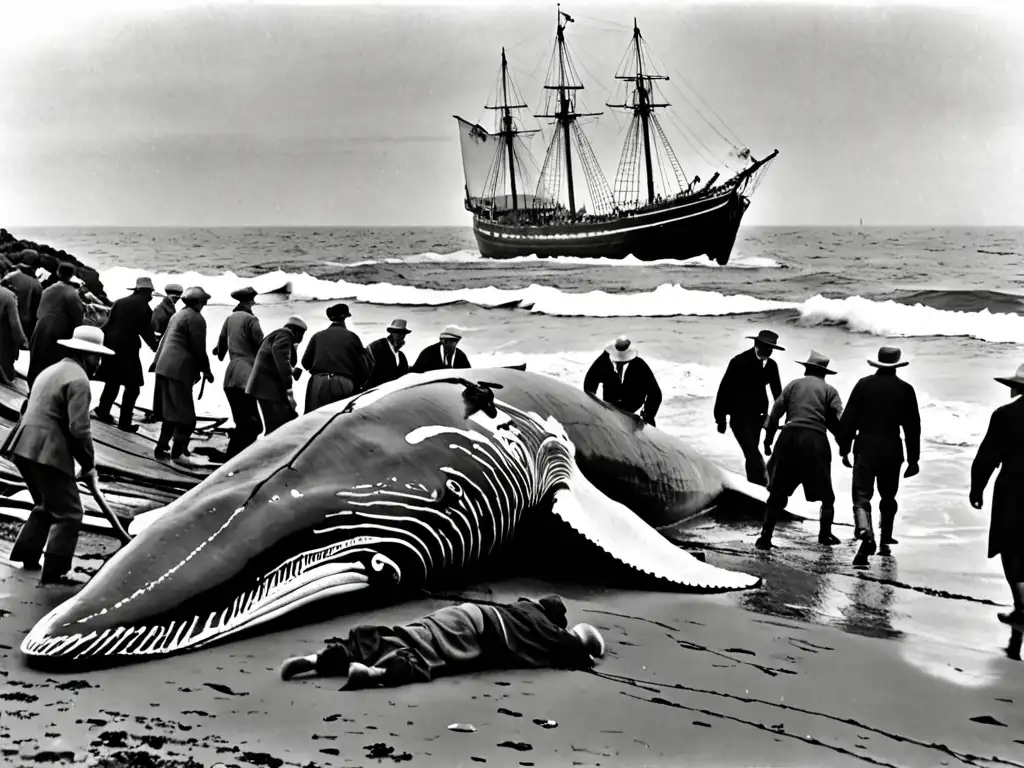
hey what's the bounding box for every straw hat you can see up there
[606,335,637,363]
[867,346,909,369]
[285,316,308,331]
[746,329,784,350]
[57,326,114,356]
[230,286,257,302]
[797,350,836,375]
[134,276,155,292]
[994,363,1024,389]
[387,318,411,334]
[439,325,462,340]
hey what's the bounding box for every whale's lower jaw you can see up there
[20,562,374,661]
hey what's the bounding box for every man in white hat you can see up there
[246,316,307,434]
[838,346,921,564]
[364,318,412,390]
[757,350,844,551]
[27,262,85,387]
[92,276,159,433]
[583,335,662,426]
[151,286,215,462]
[3,325,113,584]
[151,283,183,342]
[213,286,264,459]
[411,325,471,373]
[969,362,1024,629]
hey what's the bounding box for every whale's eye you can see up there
[446,479,464,497]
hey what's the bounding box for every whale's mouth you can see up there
[20,554,395,662]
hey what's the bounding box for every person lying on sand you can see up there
[280,595,605,690]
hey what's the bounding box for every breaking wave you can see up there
[325,251,781,270]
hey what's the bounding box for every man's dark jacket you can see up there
[714,348,782,425]
[583,352,662,422]
[364,337,409,390]
[96,291,158,387]
[837,369,921,464]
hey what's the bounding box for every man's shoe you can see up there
[881,535,898,545]
[9,556,41,571]
[754,537,772,551]
[878,543,892,556]
[280,655,318,681]
[118,424,140,434]
[344,662,386,690]
[92,410,115,425]
[818,533,841,546]
[154,447,170,459]
[997,610,1024,626]
[852,537,877,567]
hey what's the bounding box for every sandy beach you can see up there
[3,523,1023,768]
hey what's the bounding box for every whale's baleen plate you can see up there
[22,368,760,665]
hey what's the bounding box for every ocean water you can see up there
[12,224,1024,673]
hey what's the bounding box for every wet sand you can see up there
[2,529,1023,768]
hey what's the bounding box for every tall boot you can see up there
[853,505,874,543]
[755,501,780,550]
[155,421,174,458]
[818,505,840,545]
[879,504,898,556]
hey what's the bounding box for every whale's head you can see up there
[20,379,577,664]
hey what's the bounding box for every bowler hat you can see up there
[230,286,258,302]
[134,276,155,292]
[326,303,351,321]
[797,350,837,375]
[605,335,637,363]
[995,363,1024,390]
[867,346,909,369]
[57,325,114,356]
[747,329,784,350]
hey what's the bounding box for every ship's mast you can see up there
[484,48,535,211]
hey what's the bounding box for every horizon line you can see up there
[7,223,1024,230]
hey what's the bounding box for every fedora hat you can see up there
[182,286,211,303]
[798,349,836,375]
[746,329,784,351]
[134,276,155,292]
[326,303,351,321]
[230,286,257,302]
[606,335,637,363]
[868,346,909,369]
[285,316,308,331]
[994,363,1024,390]
[57,325,114,356]
[439,325,462,340]
[387,318,411,334]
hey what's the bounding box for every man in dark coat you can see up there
[0,283,27,385]
[246,316,307,434]
[2,249,43,340]
[583,336,662,426]
[4,325,113,584]
[364,318,411,391]
[757,351,844,551]
[151,286,214,462]
[279,594,605,689]
[970,362,1024,628]
[28,262,85,387]
[838,346,921,564]
[150,283,183,341]
[92,277,159,433]
[213,286,264,458]
[301,303,369,413]
[411,325,471,373]
[714,330,784,486]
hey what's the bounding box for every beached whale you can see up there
[21,368,762,664]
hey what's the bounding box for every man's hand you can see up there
[292,366,302,381]
[841,454,852,469]
[204,371,215,384]
[287,391,297,414]
[81,467,98,484]
[763,440,772,457]
[969,493,983,510]
[642,413,656,427]
[904,462,919,479]
[716,420,727,435]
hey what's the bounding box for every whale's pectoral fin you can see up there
[551,464,761,591]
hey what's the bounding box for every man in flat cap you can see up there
[714,330,784,486]
[246,316,307,434]
[92,277,159,433]
[301,303,369,413]
[150,283,183,342]
[411,325,471,373]
[364,319,412,390]
[151,286,215,462]
[2,249,43,341]
[214,286,265,458]
[838,346,921,564]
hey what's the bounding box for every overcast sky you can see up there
[1,0,1021,227]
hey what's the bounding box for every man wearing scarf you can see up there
[213,286,264,458]
[279,594,605,689]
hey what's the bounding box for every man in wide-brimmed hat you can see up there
[757,350,845,551]
[27,262,85,387]
[411,325,472,373]
[364,318,412,391]
[300,303,369,413]
[714,329,785,485]
[838,346,921,564]
[246,315,307,433]
[3,325,113,585]
[2,248,43,340]
[213,286,265,458]
[151,286,215,463]
[92,276,159,433]
[969,362,1024,628]
[583,335,662,426]
[150,283,183,341]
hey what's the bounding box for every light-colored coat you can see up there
[153,307,211,384]
[2,358,95,477]
[214,308,264,391]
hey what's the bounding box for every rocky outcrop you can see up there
[0,228,111,306]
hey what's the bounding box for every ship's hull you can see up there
[472,188,749,264]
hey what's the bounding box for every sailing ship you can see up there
[454,6,778,264]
